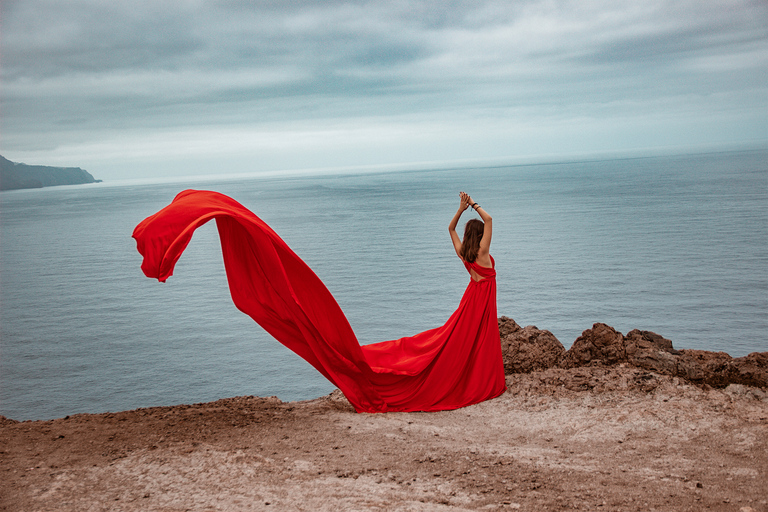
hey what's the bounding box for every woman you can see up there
[450,191,493,273]
[134,189,506,413]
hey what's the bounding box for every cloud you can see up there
[1,0,766,178]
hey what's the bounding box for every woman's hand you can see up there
[459,191,471,211]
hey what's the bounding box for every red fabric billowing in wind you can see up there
[133,190,506,413]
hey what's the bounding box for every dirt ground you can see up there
[2,366,766,512]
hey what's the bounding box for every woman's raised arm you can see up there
[465,194,492,260]
[449,192,469,258]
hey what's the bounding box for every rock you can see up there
[498,316,522,338]
[561,323,625,368]
[731,352,768,388]
[624,329,680,375]
[498,317,565,374]
[498,317,767,389]
[625,329,677,353]
[674,355,706,382]
[0,415,19,426]
[505,366,672,395]
[560,368,594,391]
[677,350,768,388]
[725,384,768,401]
[675,350,729,386]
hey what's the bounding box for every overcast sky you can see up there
[1,0,766,180]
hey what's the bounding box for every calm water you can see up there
[2,150,766,420]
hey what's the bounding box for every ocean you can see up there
[1,149,766,421]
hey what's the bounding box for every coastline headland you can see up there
[2,318,766,511]
[0,155,101,191]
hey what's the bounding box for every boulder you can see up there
[560,323,625,368]
[498,316,566,374]
[733,352,768,387]
[624,329,680,375]
[625,329,677,354]
[678,349,768,388]
[498,316,522,338]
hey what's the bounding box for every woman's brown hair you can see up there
[460,219,484,263]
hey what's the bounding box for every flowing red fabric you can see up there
[133,190,506,413]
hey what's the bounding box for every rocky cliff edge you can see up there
[499,317,767,390]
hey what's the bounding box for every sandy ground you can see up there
[2,366,766,512]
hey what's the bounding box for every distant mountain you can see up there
[0,155,101,191]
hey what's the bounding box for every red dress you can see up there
[133,190,507,413]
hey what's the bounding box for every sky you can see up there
[1,0,766,180]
